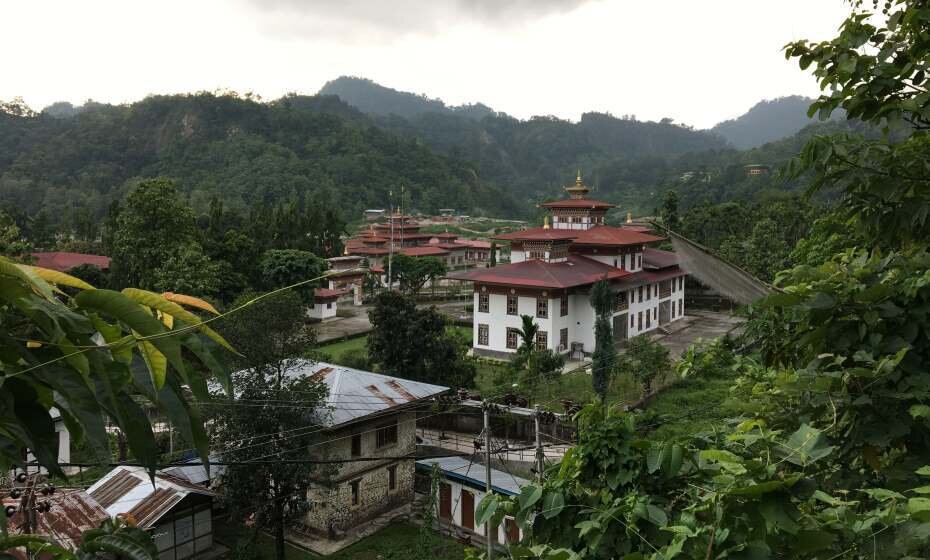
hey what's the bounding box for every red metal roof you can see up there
[314,288,344,300]
[643,247,679,269]
[610,267,683,290]
[435,242,467,250]
[540,198,616,209]
[494,228,579,241]
[572,226,665,246]
[350,247,390,255]
[31,252,110,272]
[461,240,492,249]
[401,246,450,257]
[450,254,630,289]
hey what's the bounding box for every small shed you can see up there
[309,288,341,320]
[87,466,216,560]
[416,457,529,545]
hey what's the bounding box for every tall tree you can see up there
[659,190,680,231]
[589,278,615,399]
[388,254,447,296]
[108,178,214,290]
[367,291,475,387]
[213,291,324,560]
[259,249,326,304]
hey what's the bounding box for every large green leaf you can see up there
[122,288,235,353]
[475,494,499,527]
[0,257,55,300]
[75,290,185,379]
[80,535,157,560]
[542,491,565,519]
[112,393,159,476]
[518,485,543,510]
[138,339,167,390]
[20,264,95,291]
[781,424,835,466]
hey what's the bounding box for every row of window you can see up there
[552,215,604,224]
[349,420,398,457]
[627,300,684,331]
[349,465,398,506]
[476,325,569,351]
[478,293,569,318]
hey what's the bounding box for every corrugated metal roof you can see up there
[87,466,214,528]
[3,490,108,551]
[416,457,530,496]
[161,455,227,486]
[449,254,630,289]
[282,360,449,427]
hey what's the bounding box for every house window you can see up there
[327,302,333,309]
[614,291,626,311]
[535,331,547,351]
[679,299,683,316]
[637,311,643,330]
[536,298,548,319]
[478,293,489,313]
[388,465,397,491]
[630,314,634,328]
[637,286,643,303]
[350,480,361,506]
[506,295,518,315]
[478,324,489,346]
[506,328,519,349]
[672,304,676,319]
[637,254,642,269]
[654,308,658,320]
[376,420,398,448]
[680,277,684,290]
[559,328,568,350]
[560,294,568,316]
[351,434,361,457]
[646,310,651,328]
[672,279,677,293]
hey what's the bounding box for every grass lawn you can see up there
[215,521,465,560]
[639,372,746,440]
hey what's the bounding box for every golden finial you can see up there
[576,169,583,185]
[543,215,550,229]
[343,245,349,255]
[626,211,633,224]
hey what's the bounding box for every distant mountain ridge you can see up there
[711,96,840,149]
[319,76,496,120]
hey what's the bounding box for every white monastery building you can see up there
[452,173,687,359]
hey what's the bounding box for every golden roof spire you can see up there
[343,244,349,255]
[564,170,590,200]
[543,215,551,229]
[626,211,633,224]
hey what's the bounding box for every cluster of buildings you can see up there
[6,361,534,557]
[454,173,687,359]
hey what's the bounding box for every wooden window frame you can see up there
[535,330,547,351]
[477,324,489,346]
[376,420,398,449]
[351,434,361,457]
[506,328,519,349]
[559,328,568,350]
[387,465,397,491]
[506,295,518,315]
[536,298,548,319]
[560,294,568,316]
[478,293,489,313]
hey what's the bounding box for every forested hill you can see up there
[0,93,523,226]
[711,95,841,149]
[319,76,496,120]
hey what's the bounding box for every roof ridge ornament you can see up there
[564,170,590,199]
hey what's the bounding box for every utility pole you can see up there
[482,401,493,560]
[387,188,394,291]
[534,405,544,483]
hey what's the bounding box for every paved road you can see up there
[648,309,745,359]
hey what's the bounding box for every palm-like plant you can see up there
[516,314,539,357]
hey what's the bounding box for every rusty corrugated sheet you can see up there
[365,384,398,406]
[127,487,183,527]
[89,469,143,508]
[3,490,108,551]
[386,380,417,402]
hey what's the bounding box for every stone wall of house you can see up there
[302,411,418,537]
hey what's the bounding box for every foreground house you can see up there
[416,457,528,546]
[283,361,448,540]
[3,489,108,557]
[87,466,217,560]
[451,173,687,359]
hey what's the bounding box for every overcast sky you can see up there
[4,0,848,129]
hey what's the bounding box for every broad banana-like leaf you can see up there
[80,535,157,560]
[138,339,168,390]
[0,256,55,300]
[162,291,219,315]
[18,264,95,291]
[90,315,134,364]
[75,290,185,378]
[122,288,234,353]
